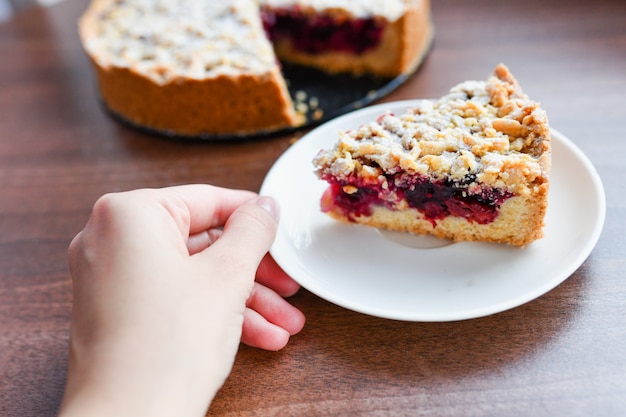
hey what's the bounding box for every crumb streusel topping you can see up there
[81,0,277,84]
[82,0,421,85]
[313,65,551,196]
[261,0,418,20]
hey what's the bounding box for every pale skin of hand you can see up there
[58,185,306,417]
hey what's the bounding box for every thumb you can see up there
[206,196,280,276]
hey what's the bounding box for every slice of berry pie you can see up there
[313,64,551,246]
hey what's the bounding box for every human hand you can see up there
[59,185,305,417]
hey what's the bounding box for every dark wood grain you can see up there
[1,0,625,416]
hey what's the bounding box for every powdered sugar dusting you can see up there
[82,0,278,83]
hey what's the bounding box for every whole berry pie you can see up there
[313,65,551,246]
[78,0,433,136]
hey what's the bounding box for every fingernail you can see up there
[256,196,280,222]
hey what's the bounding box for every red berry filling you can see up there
[261,8,384,54]
[321,174,513,226]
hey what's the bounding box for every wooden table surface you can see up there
[1,0,625,416]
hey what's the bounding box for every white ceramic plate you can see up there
[260,100,606,321]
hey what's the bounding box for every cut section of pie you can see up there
[261,0,434,77]
[313,64,551,246]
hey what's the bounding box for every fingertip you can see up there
[280,280,302,298]
[246,283,305,336]
[256,254,301,297]
[286,308,306,336]
[207,197,280,274]
[255,196,280,223]
[241,308,292,351]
